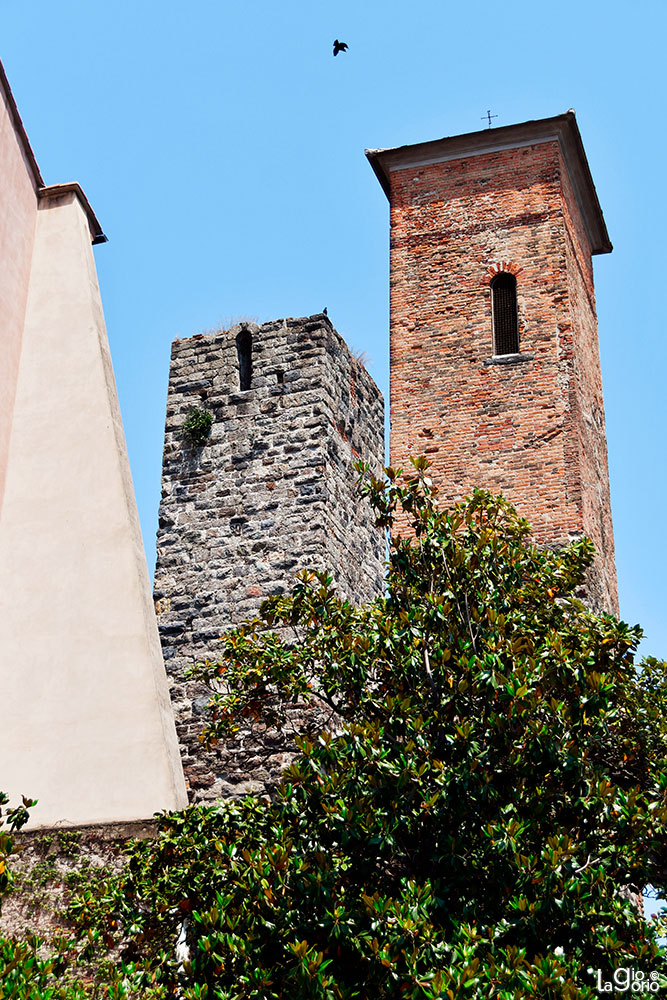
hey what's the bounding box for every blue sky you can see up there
[1,0,665,660]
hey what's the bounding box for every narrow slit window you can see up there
[236,329,252,390]
[491,273,519,355]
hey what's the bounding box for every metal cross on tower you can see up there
[481,110,498,128]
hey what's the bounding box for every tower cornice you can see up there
[366,111,612,255]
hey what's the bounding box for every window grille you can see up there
[236,330,252,390]
[491,273,519,355]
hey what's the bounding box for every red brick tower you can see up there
[367,113,618,613]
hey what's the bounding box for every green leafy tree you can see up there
[0,792,34,898]
[70,462,667,998]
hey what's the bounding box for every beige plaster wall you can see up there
[0,79,38,515]
[0,191,187,827]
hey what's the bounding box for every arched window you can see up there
[236,329,252,390]
[491,273,519,355]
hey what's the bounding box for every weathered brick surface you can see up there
[154,315,384,801]
[560,164,618,611]
[385,139,617,613]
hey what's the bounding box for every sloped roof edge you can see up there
[0,57,44,189]
[39,183,107,244]
[1,59,106,244]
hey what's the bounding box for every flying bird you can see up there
[333,39,348,56]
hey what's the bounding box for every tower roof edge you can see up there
[366,111,612,255]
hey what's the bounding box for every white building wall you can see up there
[0,191,187,827]
[0,72,39,514]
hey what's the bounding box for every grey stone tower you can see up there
[154,314,384,799]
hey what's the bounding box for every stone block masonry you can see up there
[154,314,385,801]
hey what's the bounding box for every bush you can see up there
[67,461,667,998]
[182,408,213,448]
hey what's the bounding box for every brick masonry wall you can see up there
[560,158,618,613]
[153,315,385,801]
[387,140,617,613]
